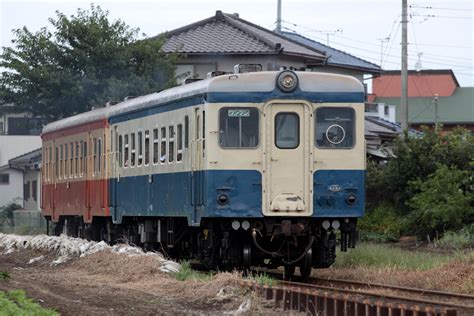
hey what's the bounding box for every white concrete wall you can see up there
[24,169,41,211]
[0,167,23,207]
[0,136,41,166]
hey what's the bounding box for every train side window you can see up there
[69,143,74,179]
[184,115,189,149]
[177,124,183,162]
[65,144,68,178]
[315,107,355,149]
[98,138,102,174]
[118,135,123,167]
[219,107,259,148]
[275,113,299,149]
[144,130,150,166]
[75,142,79,178]
[93,138,97,175]
[169,126,174,163]
[124,134,129,167]
[202,111,206,155]
[160,127,166,163]
[137,131,143,166]
[153,129,159,164]
[49,146,53,181]
[55,147,59,179]
[80,140,83,177]
[83,141,88,174]
[131,132,136,167]
[59,145,63,179]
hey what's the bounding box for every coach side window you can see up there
[118,135,123,167]
[177,124,183,162]
[153,129,159,164]
[75,142,79,178]
[315,107,355,149]
[98,138,102,174]
[145,130,150,166]
[55,147,59,179]
[93,138,97,175]
[169,126,174,163]
[59,145,63,179]
[65,144,68,178]
[138,131,143,166]
[160,127,166,163]
[184,116,189,149]
[80,140,84,177]
[70,143,74,179]
[83,141,88,175]
[124,134,129,167]
[131,132,136,167]
[219,107,259,148]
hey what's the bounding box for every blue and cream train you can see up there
[42,69,365,277]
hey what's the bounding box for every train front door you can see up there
[263,102,313,216]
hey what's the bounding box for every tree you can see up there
[0,4,176,122]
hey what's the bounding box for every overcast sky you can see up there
[1,0,473,86]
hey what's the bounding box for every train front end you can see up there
[206,70,365,276]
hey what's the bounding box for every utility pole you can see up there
[276,0,282,33]
[401,0,409,132]
[433,93,439,131]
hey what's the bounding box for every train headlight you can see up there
[241,220,251,231]
[232,220,241,230]
[217,193,229,205]
[346,193,357,205]
[331,220,340,230]
[277,70,298,92]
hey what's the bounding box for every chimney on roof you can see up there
[216,10,223,19]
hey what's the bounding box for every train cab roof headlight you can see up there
[322,220,331,230]
[346,193,357,205]
[277,70,298,92]
[331,220,340,230]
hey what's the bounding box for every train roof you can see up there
[42,71,364,135]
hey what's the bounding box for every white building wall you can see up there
[24,169,41,211]
[0,136,41,166]
[0,167,23,207]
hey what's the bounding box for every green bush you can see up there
[359,204,402,242]
[0,202,22,228]
[438,225,474,249]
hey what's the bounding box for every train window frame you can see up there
[118,135,123,168]
[144,130,150,166]
[130,132,136,167]
[168,125,175,163]
[59,144,63,180]
[315,107,356,150]
[75,141,79,178]
[83,140,88,175]
[80,140,84,177]
[160,127,167,164]
[69,143,74,179]
[64,143,68,179]
[55,146,59,179]
[98,138,102,175]
[218,107,260,149]
[184,115,189,149]
[137,130,143,167]
[93,138,97,176]
[153,128,159,165]
[274,112,300,149]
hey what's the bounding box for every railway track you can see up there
[240,274,474,316]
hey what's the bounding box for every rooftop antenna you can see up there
[415,52,423,71]
[377,36,390,68]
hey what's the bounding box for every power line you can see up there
[409,4,474,12]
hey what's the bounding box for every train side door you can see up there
[191,107,205,222]
[263,102,313,216]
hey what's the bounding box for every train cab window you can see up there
[315,107,355,149]
[98,138,102,174]
[160,127,166,164]
[169,126,174,163]
[69,143,74,178]
[275,113,299,149]
[138,131,143,166]
[184,116,189,149]
[144,130,150,166]
[118,135,123,167]
[177,124,183,162]
[124,134,129,167]
[219,107,259,148]
[131,133,136,167]
[153,129,159,164]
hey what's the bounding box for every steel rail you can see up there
[310,276,474,301]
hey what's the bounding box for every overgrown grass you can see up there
[334,243,451,270]
[0,272,10,281]
[0,290,58,316]
[437,225,474,249]
[251,273,275,287]
[172,261,213,281]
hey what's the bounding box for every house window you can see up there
[384,105,389,116]
[24,181,30,200]
[0,173,9,184]
[32,180,37,201]
[145,130,150,165]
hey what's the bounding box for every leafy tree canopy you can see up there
[0,4,176,122]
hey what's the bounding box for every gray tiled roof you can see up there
[280,31,381,73]
[159,11,326,62]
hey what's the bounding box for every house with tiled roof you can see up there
[372,70,474,132]
[157,11,381,84]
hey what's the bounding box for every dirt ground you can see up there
[0,248,277,315]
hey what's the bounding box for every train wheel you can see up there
[284,264,295,280]
[299,248,312,279]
